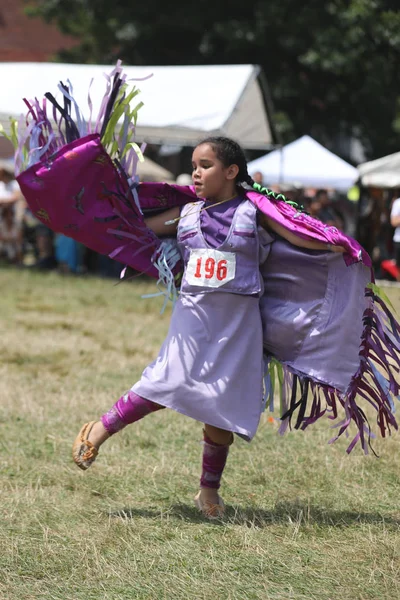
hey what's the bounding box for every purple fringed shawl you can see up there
[17,135,183,280]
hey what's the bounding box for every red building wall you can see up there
[0,1,78,157]
[0,0,77,62]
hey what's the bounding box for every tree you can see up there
[26,0,400,159]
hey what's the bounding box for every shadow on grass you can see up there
[108,501,400,529]
[108,505,210,524]
[223,501,400,529]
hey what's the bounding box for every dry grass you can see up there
[1,267,400,600]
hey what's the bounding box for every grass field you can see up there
[1,267,400,600]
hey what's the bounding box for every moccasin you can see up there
[72,421,99,470]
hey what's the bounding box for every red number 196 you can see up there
[194,257,228,281]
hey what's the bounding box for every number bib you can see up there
[185,248,236,288]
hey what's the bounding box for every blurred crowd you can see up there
[0,161,123,276]
[251,170,357,237]
[0,161,396,280]
[0,165,195,276]
[0,163,25,266]
[356,185,400,279]
[251,170,400,280]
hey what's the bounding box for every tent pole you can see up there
[258,68,284,185]
[257,68,282,148]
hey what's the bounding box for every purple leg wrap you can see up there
[101,391,165,435]
[200,433,231,490]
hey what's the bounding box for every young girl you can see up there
[72,136,347,519]
[8,64,399,520]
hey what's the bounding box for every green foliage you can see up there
[25,0,400,159]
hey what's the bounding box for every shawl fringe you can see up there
[265,284,400,454]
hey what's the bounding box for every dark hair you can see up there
[197,136,306,212]
[197,136,251,185]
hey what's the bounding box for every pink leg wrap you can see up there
[200,432,231,490]
[101,391,165,435]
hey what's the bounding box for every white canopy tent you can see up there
[136,156,174,182]
[0,62,273,150]
[357,151,400,188]
[247,135,359,190]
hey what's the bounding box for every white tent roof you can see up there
[247,135,359,190]
[0,62,273,149]
[357,151,400,188]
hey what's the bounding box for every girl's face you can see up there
[191,144,238,200]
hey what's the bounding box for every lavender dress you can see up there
[132,197,273,439]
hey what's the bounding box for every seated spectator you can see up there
[35,223,57,269]
[21,207,57,269]
[251,171,264,186]
[0,203,22,264]
[308,197,323,219]
[0,162,20,205]
[55,234,83,274]
[315,189,344,230]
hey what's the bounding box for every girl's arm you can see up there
[260,214,345,253]
[144,206,180,236]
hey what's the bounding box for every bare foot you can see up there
[194,488,225,519]
[199,487,220,505]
